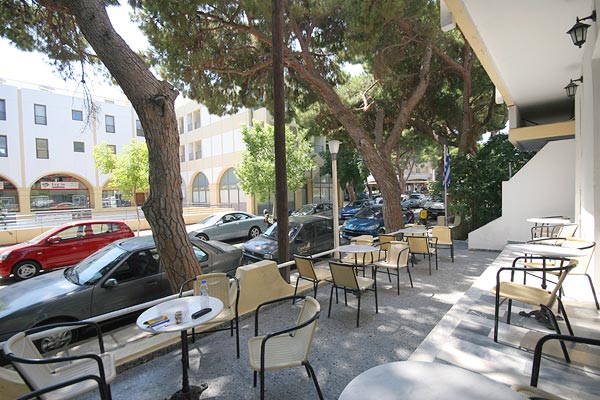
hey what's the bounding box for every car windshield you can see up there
[69,244,129,285]
[27,229,59,243]
[354,207,382,219]
[293,205,314,215]
[264,221,302,240]
[347,200,364,207]
[199,214,222,225]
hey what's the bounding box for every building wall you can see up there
[0,82,141,212]
[468,140,575,250]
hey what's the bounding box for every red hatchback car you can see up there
[0,220,134,280]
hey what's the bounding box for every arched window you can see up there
[192,173,210,205]
[31,174,90,210]
[0,177,20,212]
[219,168,247,210]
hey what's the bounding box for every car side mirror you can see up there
[47,236,61,244]
[103,278,118,288]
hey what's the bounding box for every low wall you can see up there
[0,206,233,246]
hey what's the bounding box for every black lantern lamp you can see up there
[565,76,583,98]
[567,10,596,47]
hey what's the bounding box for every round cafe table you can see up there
[338,361,524,400]
[137,296,223,400]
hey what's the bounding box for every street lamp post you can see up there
[328,140,341,255]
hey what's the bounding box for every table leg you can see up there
[169,331,208,400]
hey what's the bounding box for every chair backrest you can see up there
[431,226,452,245]
[378,234,396,251]
[329,262,359,290]
[293,296,321,360]
[352,235,374,245]
[294,255,318,280]
[545,259,578,307]
[557,224,578,238]
[193,273,237,308]
[388,241,409,267]
[407,236,430,254]
[4,332,54,389]
[561,238,595,274]
[449,215,461,227]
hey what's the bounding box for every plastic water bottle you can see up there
[199,279,209,309]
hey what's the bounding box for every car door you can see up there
[312,220,334,253]
[292,223,313,255]
[40,224,89,269]
[234,213,251,238]
[218,213,238,240]
[86,222,125,255]
[90,248,171,316]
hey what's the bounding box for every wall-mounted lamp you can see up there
[567,10,596,47]
[564,76,583,98]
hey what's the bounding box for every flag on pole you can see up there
[443,145,451,190]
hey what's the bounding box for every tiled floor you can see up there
[411,247,600,400]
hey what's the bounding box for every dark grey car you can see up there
[242,215,334,263]
[0,235,241,351]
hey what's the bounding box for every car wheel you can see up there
[12,261,40,280]
[35,320,79,353]
[196,233,209,241]
[248,226,261,239]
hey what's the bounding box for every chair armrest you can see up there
[5,351,108,386]
[26,321,105,353]
[530,334,600,387]
[262,310,320,343]
[254,295,306,336]
[178,276,197,297]
[527,237,567,245]
[16,374,107,400]
[228,276,240,313]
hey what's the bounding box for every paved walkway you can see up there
[77,241,599,400]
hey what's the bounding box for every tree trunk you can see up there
[53,0,201,292]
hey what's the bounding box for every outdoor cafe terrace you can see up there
[3,240,600,399]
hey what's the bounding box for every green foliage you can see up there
[93,139,149,202]
[320,144,369,195]
[236,122,316,201]
[448,134,534,231]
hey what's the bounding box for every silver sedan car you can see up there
[188,211,268,241]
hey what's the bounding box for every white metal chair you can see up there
[248,295,323,400]
[491,259,577,361]
[407,235,438,275]
[512,334,600,400]
[327,261,378,327]
[293,255,331,301]
[373,241,413,294]
[179,272,241,358]
[430,225,454,262]
[4,321,115,400]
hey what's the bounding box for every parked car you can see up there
[401,193,427,209]
[340,199,371,220]
[424,197,445,219]
[242,215,334,263]
[188,211,268,241]
[0,220,134,280]
[0,235,242,351]
[290,203,333,217]
[341,205,414,239]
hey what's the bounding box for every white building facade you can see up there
[0,81,143,213]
